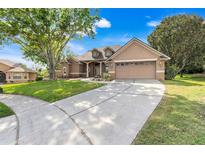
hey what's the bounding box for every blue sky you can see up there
[0,8,205,68]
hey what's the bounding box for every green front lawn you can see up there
[0,102,14,118]
[133,74,205,144]
[2,80,103,103]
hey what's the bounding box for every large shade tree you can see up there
[148,15,205,79]
[0,8,99,79]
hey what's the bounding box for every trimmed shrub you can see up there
[102,73,110,81]
[36,76,43,81]
[0,87,3,93]
[165,65,179,80]
[184,64,204,74]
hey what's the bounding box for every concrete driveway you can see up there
[0,80,165,145]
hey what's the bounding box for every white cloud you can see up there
[76,31,87,37]
[145,16,151,19]
[68,42,85,55]
[101,34,133,45]
[92,26,97,34]
[95,18,111,28]
[147,20,161,27]
[75,18,111,37]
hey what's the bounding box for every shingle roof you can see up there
[0,59,17,67]
[7,67,36,73]
[78,45,121,61]
[0,59,36,73]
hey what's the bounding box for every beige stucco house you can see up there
[0,59,37,83]
[57,38,170,80]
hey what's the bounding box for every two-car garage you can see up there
[107,38,170,80]
[115,61,156,79]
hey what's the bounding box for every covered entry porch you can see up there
[83,61,106,78]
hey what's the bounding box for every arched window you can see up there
[92,49,100,58]
[104,47,114,57]
[63,67,67,75]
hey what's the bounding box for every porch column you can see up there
[86,62,89,78]
[27,73,29,81]
[99,62,102,77]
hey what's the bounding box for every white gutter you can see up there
[114,58,157,63]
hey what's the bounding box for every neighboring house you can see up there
[57,38,170,80]
[0,59,36,83]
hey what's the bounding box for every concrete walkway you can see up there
[0,115,17,144]
[0,80,165,145]
[0,94,89,144]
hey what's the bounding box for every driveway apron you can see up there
[55,80,165,144]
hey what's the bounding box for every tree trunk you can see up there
[47,50,56,80]
[175,59,187,78]
[48,65,56,80]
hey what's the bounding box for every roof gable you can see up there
[107,38,170,61]
[113,41,159,61]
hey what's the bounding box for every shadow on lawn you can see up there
[134,93,205,144]
[2,80,103,103]
[164,77,205,86]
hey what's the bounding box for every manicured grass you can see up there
[2,80,103,103]
[133,74,205,144]
[0,102,14,118]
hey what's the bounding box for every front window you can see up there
[92,50,100,58]
[105,50,113,57]
[13,73,22,80]
[63,67,67,75]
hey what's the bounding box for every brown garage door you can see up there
[115,61,156,79]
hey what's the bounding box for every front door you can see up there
[95,64,100,76]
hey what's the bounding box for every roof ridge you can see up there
[89,44,121,50]
[78,45,122,61]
